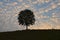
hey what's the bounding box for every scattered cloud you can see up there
[28,22,52,29]
[17,0,23,2]
[0,2,3,5]
[50,17,59,23]
[54,25,60,29]
[0,0,60,31]
[44,0,51,3]
[51,3,57,9]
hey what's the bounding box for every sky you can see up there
[0,0,60,32]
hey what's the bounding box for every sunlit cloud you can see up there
[0,0,60,31]
[17,0,23,2]
[38,0,45,3]
[28,22,52,29]
[37,15,49,18]
[44,2,58,11]
[44,0,51,3]
[54,25,60,29]
[57,3,60,5]
[32,1,38,4]
[51,3,57,9]
[52,12,60,18]
[38,0,51,3]
[3,0,9,2]
[39,8,45,13]
[24,4,31,8]
[0,2,3,5]
[12,2,18,6]
[0,8,3,12]
[44,9,49,12]
[52,13,56,18]
[50,17,58,23]
[58,0,60,3]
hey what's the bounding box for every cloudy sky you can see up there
[0,0,60,32]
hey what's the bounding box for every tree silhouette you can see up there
[18,9,35,30]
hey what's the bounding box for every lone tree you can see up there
[18,9,35,30]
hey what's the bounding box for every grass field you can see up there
[0,30,60,40]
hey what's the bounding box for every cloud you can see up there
[39,15,49,18]
[52,12,60,18]
[44,0,51,3]
[0,8,3,12]
[52,13,56,17]
[50,17,59,23]
[32,1,38,4]
[39,8,45,13]
[0,0,60,32]
[12,2,18,6]
[28,22,52,29]
[51,3,57,9]
[0,2,3,5]
[17,0,23,2]
[44,2,58,11]
[57,3,60,5]
[44,9,49,12]
[24,4,31,8]
[54,25,60,29]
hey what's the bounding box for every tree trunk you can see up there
[26,26,28,30]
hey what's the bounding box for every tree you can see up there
[18,9,35,30]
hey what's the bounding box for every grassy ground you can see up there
[0,30,60,40]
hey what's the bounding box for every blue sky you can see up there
[0,0,60,32]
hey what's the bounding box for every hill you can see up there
[0,30,60,40]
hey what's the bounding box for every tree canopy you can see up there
[18,9,35,29]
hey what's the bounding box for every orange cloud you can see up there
[28,22,52,29]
